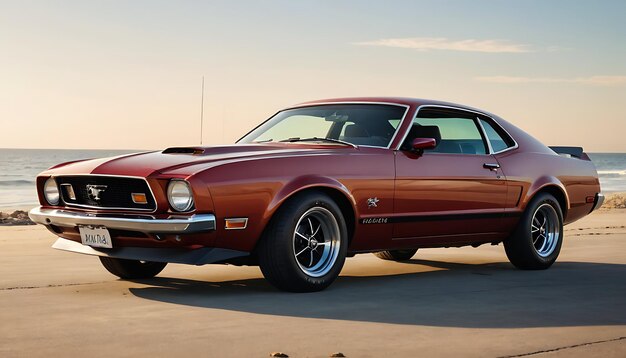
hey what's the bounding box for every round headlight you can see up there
[44,177,60,205]
[167,180,194,212]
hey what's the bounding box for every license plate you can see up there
[79,226,113,248]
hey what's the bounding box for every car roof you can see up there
[290,97,497,118]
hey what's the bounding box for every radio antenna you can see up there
[200,75,205,145]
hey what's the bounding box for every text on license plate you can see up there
[79,226,113,248]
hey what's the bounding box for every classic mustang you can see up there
[29,97,604,292]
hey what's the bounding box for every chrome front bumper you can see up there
[28,207,216,233]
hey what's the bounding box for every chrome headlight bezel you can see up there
[44,177,60,205]
[167,179,194,212]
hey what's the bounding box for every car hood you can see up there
[44,144,357,178]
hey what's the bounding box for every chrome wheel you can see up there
[504,193,563,270]
[293,207,341,277]
[531,203,560,257]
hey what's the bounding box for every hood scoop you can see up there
[162,147,206,155]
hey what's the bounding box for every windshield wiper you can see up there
[253,139,273,143]
[279,137,357,148]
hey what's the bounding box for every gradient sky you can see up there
[1,0,625,151]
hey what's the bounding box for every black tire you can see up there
[257,191,348,292]
[99,257,167,279]
[374,249,418,261]
[504,193,563,270]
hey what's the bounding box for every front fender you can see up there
[267,175,358,219]
[208,171,359,252]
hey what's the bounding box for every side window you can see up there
[479,118,515,153]
[407,111,487,155]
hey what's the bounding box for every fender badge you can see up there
[361,217,388,224]
[367,197,379,208]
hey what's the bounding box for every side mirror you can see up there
[411,137,437,152]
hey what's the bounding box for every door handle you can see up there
[483,163,500,170]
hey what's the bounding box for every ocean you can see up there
[0,149,624,209]
[589,153,626,194]
[0,149,134,209]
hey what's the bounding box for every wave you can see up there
[0,180,36,187]
[598,170,626,179]
[598,169,626,175]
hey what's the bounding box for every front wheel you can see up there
[504,193,563,270]
[257,191,348,292]
[99,257,167,279]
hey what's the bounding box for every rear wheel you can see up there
[99,257,167,279]
[257,191,348,292]
[504,193,563,270]
[374,249,418,261]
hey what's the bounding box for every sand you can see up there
[603,192,626,209]
[0,209,624,357]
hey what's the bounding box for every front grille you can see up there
[57,176,156,211]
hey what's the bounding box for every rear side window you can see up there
[479,118,515,153]
[406,110,487,155]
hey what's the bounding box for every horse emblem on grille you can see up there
[86,184,107,201]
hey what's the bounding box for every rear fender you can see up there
[524,176,570,213]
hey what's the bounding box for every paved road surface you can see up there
[1,213,625,357]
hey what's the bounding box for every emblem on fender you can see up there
[367,197,379,208]
[86,184,107,201]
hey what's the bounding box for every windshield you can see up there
[238,104,407,148]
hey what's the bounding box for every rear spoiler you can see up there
[549,146,590,160]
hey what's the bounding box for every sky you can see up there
[1,0,625,152]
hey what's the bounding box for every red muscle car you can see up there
[29,97,604,292]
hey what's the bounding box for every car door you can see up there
[393,107,509,247]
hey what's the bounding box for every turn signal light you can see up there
[131,193,148,204]
[225,218,248,230]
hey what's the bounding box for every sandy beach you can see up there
[1,206,624,357]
